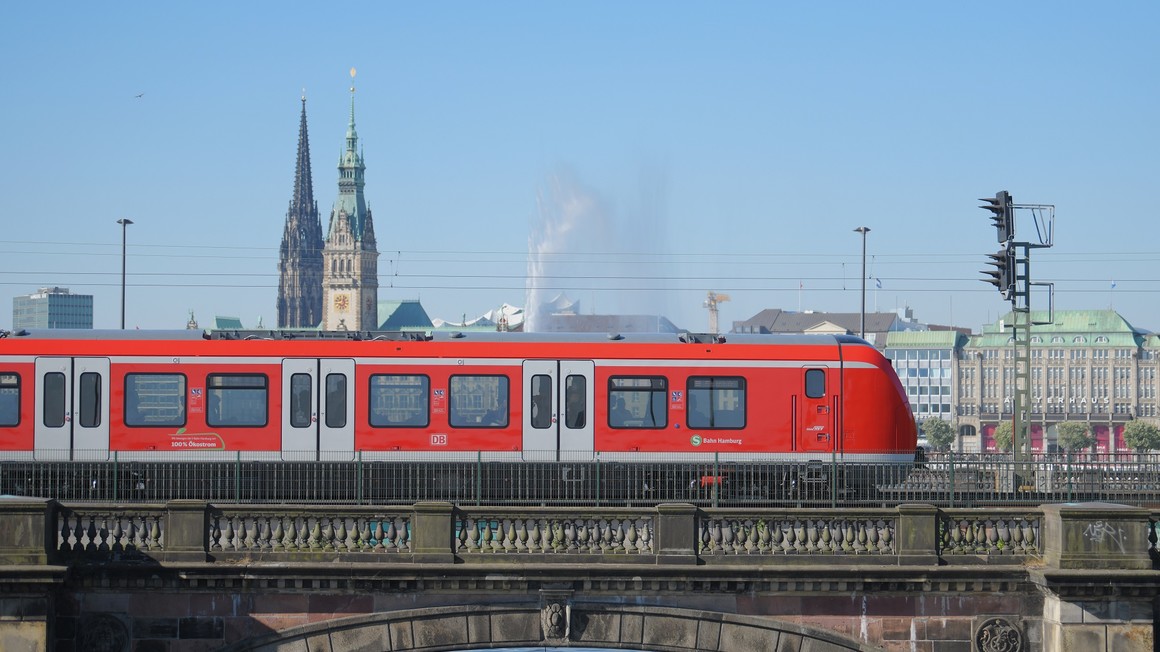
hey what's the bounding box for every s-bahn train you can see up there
[0,328,917,503]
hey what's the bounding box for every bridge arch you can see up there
[218,602,878,651]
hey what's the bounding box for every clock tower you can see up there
[322,69,379,331]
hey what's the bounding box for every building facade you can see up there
[276,96,325,329]
[884,330,968,434]
[321,82,379,331]
[883,310,1160,454]
[12,287,93,329]
[732,307,925,349]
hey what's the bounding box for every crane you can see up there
[703,291,731,334]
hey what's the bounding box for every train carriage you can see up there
[0,328,916,502]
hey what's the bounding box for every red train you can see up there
[0,329,916,467]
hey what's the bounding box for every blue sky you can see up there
[1,2,1157,332]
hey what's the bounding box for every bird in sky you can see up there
[135,93,144,98]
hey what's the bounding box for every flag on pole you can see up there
[875,277,882,289]
[1111,281,1117,289]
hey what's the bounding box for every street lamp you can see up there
[117,218,134,329]
[853,226,870,339]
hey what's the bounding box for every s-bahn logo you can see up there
[690,435,702,446]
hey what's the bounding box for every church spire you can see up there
[291,91,314,213]
[277,92,325,329]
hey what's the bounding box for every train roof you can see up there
[2,328,872,348]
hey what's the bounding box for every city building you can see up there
[881,310,1160,454]
[276,96,325,329]
[12,287,93,329]
[321,80,379,331]
[731,307,925,348]
[956,310,1158,454]
[884,330,969,442]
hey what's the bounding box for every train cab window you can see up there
[0,373,19,427]
[369,374,429,427]
[687,376,746,429]
[289,374,312,428]
[125,373,187,427]
[805,369,826,399]
[324,373,347,428]
[608,376,667,429]
[207,374,268,427]
[42,372,66,428]
[450,375,509,428]
[565,375,586,429]
[78,372,101,428]
[530,374,552,429]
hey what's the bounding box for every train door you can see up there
[34,357,110,461]
[521,360,594,461]
[798,367,834,453]
[281,359,355,461]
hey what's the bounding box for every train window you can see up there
[0,373,19,427]
[608,376,667,429]
[369,374,429,427]
[325,374,347,429]
[565,375,586,429]
[42,372,66,428]
[530,375,552,429]
[687,376,746,429]
[207,374,267,427]
[78,372,101,428]
[450,375,509,428]
[805,369,826,398]
[125,373,187,427]
[290,373,312,428]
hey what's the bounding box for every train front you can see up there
[838,336,917,462]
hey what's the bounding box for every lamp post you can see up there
[853,226,870,339]
[117,218,134,329]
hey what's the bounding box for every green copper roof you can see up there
[377,300,433,330]
[972,310,1143,348]
[328,81,372,243]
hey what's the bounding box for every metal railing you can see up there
[4,449,1160,507]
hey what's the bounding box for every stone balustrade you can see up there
[1,499,1158,651]
[0,500,1063,566]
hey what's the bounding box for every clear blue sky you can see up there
[2,2,1157,333]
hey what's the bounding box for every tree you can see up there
[992,421,1013,452]
[1122,420,1160,453]
[921,418,956,452]
[1056,422,1095,452]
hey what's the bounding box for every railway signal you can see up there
[979,191,1014,244]
[982,248,1015,301]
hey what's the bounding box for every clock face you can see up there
[333,294,350,312]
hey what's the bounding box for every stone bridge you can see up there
[0,500,1156,651]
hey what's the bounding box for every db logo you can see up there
[430,434,448,446]
[690,435,702,446]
